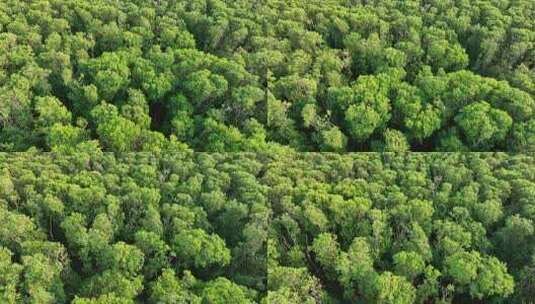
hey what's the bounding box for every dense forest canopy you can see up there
[0,153,269,303]
[267,153,535,303]
[2,1,535,303]
[1,153,535,303]
[0,0,534,152]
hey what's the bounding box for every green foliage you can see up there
[373,272,416,304]
[172,229,231,269]
[0,0,533,152]
[445,251,514,299]
[0,247,23,304]
[0,153,268,303]
[149,269,200,304]
[455,101,513,150]
[393,251,425,280]
[201,277,254,304]
[268,153,535,303]
[1,153,535,303]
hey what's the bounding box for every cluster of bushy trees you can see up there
[0,0,533,152]
[1,0,535,303]
[267,153,535,303]
[0,153,268,303]
[1,153,534,303]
